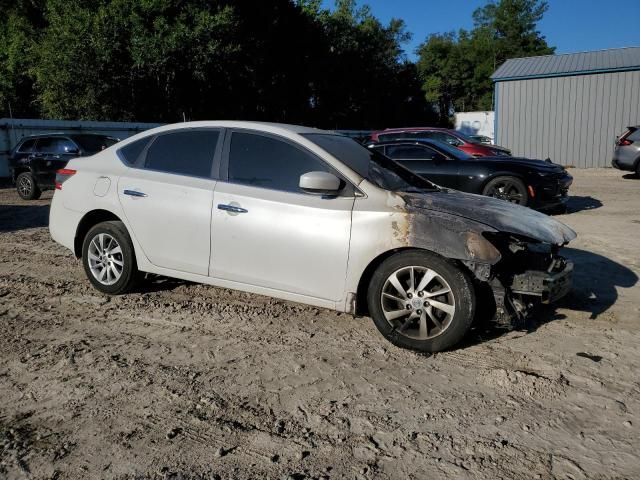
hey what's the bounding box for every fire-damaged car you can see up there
[48,122,575,353]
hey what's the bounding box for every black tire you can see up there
[82,221,138,295]
[367,250,475,353]
[16,172,41,200]
[635,161,640,178]
[482,176,528,206]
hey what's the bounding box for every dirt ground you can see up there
[1,168,639,479]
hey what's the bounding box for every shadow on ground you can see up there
[622,173,639,180]
[137,275,192,293]
[0,203,50,233]
[565,195,603,213]
[461,247,638,348]
[556,247,638,319]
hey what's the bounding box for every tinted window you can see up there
[425,140,474,160]
[36,137,78,154]
[228,132,331,193]
[303,134,438,193]
[386,145,442,160]
[628,128,640,142]
[17,139,36,153]
[144,130,219,178]
[72,135,118,153]
[118,137,152,165]
[425,132,462,146]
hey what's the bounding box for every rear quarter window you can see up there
[118,137,153,165]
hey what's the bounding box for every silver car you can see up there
[612,126,640,176]
[49,121,576,353]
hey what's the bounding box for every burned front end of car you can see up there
[398,189,577,329]
[466,233,574,327]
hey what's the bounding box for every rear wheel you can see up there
[16,172,41,200]
[367,251,475,352]
[482,176,528,206]
[82,221,138,294]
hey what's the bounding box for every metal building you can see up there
[492,47,640,168]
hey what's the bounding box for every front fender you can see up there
[405,208,501,264]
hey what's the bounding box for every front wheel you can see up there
[367,251,475,352]
[82,221,139,295]
[482,176,528,206]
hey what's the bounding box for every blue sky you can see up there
[321,0,640,60]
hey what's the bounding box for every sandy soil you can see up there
[1,169,639,479]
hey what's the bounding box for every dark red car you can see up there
[368,127,511,157]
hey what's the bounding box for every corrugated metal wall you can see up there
[495,70,640,167]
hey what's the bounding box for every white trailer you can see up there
[455,111,495,144]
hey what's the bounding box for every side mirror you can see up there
[299,171,342,195]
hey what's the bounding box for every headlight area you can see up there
[471,233,574,328]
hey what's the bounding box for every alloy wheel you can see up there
[87,233,124,285]
[18,176,33,197]
[380,266,456,340]
[486,179,525,204]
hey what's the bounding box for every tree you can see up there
[1,0,434,127]
[0,0,45,118]
[417,0,554,121]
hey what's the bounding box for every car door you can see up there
[210,130,354,302]
[384,144,460,188]
[117,128,221,276]
[31,137,80,187]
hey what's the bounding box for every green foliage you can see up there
[0,0,433,127]
[417,0,554,123]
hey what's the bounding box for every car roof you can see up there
[376,127,451,134]
[370,138,444,147]
[132,121,332,137]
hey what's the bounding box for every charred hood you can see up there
[402,190,577,246]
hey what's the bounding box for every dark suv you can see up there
[8,133,119,199]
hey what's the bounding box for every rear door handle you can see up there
[123,189,147,197]
[217,204,248,214]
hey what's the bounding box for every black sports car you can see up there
[368,139,572,211]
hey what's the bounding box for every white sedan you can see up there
[49,121,576,352]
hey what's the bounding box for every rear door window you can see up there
[144,129,219,178]
[36,137,78,154]
[227,132,335,193]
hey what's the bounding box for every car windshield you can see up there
[419,139,475,160]
[303,133,439,193]
[452,130,483,144]
[71,135,119,153]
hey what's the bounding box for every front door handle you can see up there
[123,189,147,198]
[217,204,248,214]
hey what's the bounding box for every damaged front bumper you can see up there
[510,258,573,304]
[472,236,575,328]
